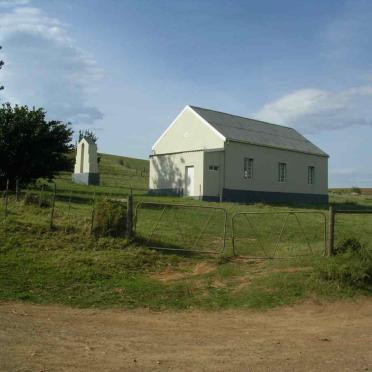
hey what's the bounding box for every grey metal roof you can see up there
[190,106,328,157]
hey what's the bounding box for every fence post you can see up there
[15,178,19,202]
[126,190,133,238]
[4,179,9,219]
[65,190,72,232]
[327,205,335,256]
[90,189,96,235]
[39,184,44,207]
[49,183,56,230]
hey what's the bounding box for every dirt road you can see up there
[1,299,371,371]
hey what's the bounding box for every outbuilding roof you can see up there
[190,106,328,157]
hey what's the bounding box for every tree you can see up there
[78,129,97,143]
[0,46,4,91]
[0,103,74,186]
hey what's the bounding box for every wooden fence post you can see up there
[4,179,9,219]
[90,189,96,235]
[327,205,335,256]
[49,183,56,230]
[39,184,44,207]
[126,190,133,238]
[15,179,19,202]
[65,190,72,232]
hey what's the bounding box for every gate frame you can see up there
[231,210,327,258]
[328,206,372,255]
[134,201,228,253]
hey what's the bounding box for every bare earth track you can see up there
[1,299,371,371]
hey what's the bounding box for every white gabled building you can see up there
[149,105,329,204]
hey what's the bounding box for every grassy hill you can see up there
[0,153,371,310]
[55,153,149,200]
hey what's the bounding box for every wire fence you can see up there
[134,202,227,253]
[1,185,99,235]
[331,209,372,253]
[232,211,327,258]
[4,182,372,258]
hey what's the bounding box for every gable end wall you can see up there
[153,107,225,155]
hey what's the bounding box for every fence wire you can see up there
[232,211,327,258]
[9,184,372,257]
[0,187,94,235]
[134,202,227,253]
[334,211,372,253]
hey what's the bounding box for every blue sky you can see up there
[1,0,372,187]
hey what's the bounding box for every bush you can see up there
[334,237,362,255]
[351,186,362,195]
[92,198,127,237]
[23,192,51,208]
[315,238,372,288]
[118,159,124,166]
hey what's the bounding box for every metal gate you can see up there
[232,211,327,258]
[134,202,227,253]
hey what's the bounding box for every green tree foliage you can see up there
[78,129,97,143]
[0,103,74,186]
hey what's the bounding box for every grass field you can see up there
[0,152,371,310]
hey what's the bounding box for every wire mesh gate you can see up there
[232,211,327,258]
[134,202,227,253]
[329,208,372,254]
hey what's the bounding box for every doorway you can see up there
[185,166,194,196]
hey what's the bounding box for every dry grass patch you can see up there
[153,261,217,283]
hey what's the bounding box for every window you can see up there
[244,158,254,179]
[208,165,219,171]
[278,162,287,182]
[308,166,315,184]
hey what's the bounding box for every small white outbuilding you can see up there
[149,105,329,204]
[72,137,100,185]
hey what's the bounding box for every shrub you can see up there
[92,198,127,237]
[23,192,51,208]
[351,186,362,195]
[334,237,362,255]
[118,159,124,166]
[315,237,372,288]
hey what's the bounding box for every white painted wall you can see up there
[74,138,99,174]
[153,106,225,155]
[203,150,225,197]
[224,141,328,195]
[149,151,204,197]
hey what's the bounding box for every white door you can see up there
[185,166,194,196]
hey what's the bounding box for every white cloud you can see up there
[0,0,30,7]
[255,86,372,134]
[0,3,103,125]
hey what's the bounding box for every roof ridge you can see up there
[189,105,295,131]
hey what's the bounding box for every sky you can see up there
[0,0,372,187]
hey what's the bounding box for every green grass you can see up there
[0,153,371,310]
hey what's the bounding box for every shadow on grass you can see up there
[331,202,372,212]
[248,201,372,212]
[133,234,210,258]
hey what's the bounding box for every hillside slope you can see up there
[55,152,149,199]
